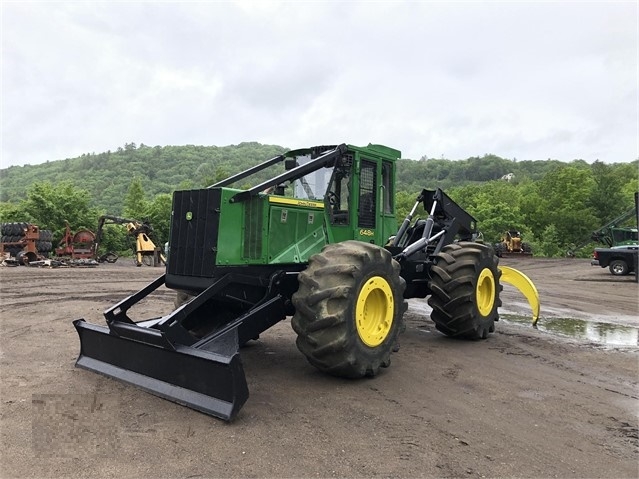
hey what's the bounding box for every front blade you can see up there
[73,319,249,421]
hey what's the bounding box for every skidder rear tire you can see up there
[292,241,407,378]
[428,242,502,340]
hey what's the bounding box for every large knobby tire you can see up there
[428,242,502,340]
[291,240,408,378]
[39,230,53,242]
[36,240,52,252]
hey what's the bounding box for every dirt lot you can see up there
[1,257,637,478]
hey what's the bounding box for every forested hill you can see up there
[1,141,627,212]
[1,142,637,257]
[0,142,287,211]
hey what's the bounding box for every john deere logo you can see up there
[186,212,193,221]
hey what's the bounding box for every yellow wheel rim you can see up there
[476,268,496,317]
[355,276,394,347]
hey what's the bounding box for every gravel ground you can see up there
[1,257,637,478]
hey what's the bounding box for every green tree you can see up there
[0,201,26,222]
[448,181,526,243]
[521,166,598,252]
[143,193,172,246]
[616,161,639,214]
[532,224,563,257]
[589,161,629,224]
[393,190,424,221]
[470,201,525,244]
[95,224,131,257]
[123,177,148,220]
[20,181,99,239]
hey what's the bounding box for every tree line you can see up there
[0,143,637,258]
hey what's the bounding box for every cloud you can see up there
[1,1,637,167]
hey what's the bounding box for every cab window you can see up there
[358,160,376,228]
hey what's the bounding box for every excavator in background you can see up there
[590,208,638,248]
[55,216,165,266]
[1,216,165,266]
[567,202,638,257]
[93,215,166,266]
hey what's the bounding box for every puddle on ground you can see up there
[408,300,638,347]
[502,314,639,347]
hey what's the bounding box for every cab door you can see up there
[355,158,378,244]
[379,160,397,245]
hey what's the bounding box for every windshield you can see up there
[288,154,332,200]
[612,228,639,244]
[215,148,339,202]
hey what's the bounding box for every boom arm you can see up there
[568,201,638,255]
[591,205,638,246]
[92,215,149,259]
[392,188,477,260]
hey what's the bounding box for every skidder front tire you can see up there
[291,241,408,378]
[428,242,502,340]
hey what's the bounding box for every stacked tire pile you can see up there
[0,222,54,257]
[36,229,54,255]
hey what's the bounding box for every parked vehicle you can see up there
[591,245,638,276]
[73,143,540,421]
[567,199,638,257]
[494,230,533,257]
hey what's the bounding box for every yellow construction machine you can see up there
[494,230,533,257]
[94,215,166,266]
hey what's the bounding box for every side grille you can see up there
[168,189,220,277]
[243,197,263,259]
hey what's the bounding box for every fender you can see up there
[499,266,541,326]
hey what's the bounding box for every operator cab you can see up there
[217,144,400,247]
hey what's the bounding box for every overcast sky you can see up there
[1,1,637,168]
